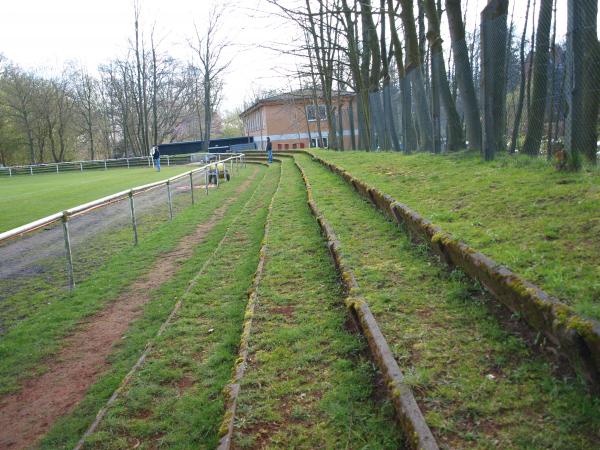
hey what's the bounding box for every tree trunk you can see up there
[424,0,465,151]
[348,98,356,150]
[446,0,482,151]
[581,0,600,164]
[399,0,433,151]
[509,0,531,154]
[546,0,558,159]
[387,0,416,153]
[480,0,509,161]
[522,0,553,156]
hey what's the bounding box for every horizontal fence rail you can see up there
[0,152,237,176]
[0,154,245,293]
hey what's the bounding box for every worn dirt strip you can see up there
[294,154,599,449]
[0,167,260,450]
[220,159,403,448]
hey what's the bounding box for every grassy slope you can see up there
[296,154,599,449]
[0,165,192,232]
[0,167,264,397]
[232,159,402,448]
[70,164,280,450]
[311,150,600,320]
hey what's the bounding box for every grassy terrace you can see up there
[310,150,600,321]
[0,165,193,232]
[295,154,599,448]
[0,166,264,397]
[58,164,280,449]
[231,159,401,447]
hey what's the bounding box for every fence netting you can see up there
[326,0,598,169]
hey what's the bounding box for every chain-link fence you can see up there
[327,0,599,169]
[0,155,245,331]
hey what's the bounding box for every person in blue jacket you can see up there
[152,146,160,172]
[266,137,273,164]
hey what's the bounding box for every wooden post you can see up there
[167,180,173,220]
[230,159,233,180]
[80,162,83,172]
[62,212,75,290]
[205,169,209,195]
[167,155,170,166]
[127,158,130,169]
[215,163,219,188]
[30,166,33,176]
[128,190,138,245]
[56,164,59,174]
[8,167,12,177]
[189,172,195,205]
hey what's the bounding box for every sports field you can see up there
[0,166,192,232]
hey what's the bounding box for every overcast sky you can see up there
[0,0,302,111]
[0,0,583,112]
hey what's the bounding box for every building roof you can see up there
[240,89,355,117]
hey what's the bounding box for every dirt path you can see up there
[0,168,259,450]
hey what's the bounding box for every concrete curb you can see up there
[308,152,600,393]
[294,158,439,450]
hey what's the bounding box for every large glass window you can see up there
[305,104,327,121]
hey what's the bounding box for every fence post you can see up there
[30,166,33,176]
[167,155,170,166]
[127,158,130,169]
[189,172,195,205]
[104,160,107,170]
[56,164,59,174]
[230,159,233,180]
[128,190,139,246]
[62,212,75,290]
[205,169,209,195]
[216,163,220,188]
[8,167,12,177]
[167,180,173,220]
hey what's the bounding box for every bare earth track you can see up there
[0,168,258,449]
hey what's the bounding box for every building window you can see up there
[278,144,282,150]
[310,137,328,148]
[305,104,327,121]
[285,143,289,149]
[300,142,305,149]
[292,143,297,149]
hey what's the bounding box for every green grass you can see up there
[60,164,281,449]
[310,149,600,320]
[0,171,213,333]
[0,165,193,232]
[232,159,402,448]
[295,153,600,449]
[0,166,264,397]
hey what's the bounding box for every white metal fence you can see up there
[0,155,246,316]
[0,152,232,176]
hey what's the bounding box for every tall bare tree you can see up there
[190,5,231,151]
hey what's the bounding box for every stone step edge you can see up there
[294,158,439,450]
[307,151,600,393]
